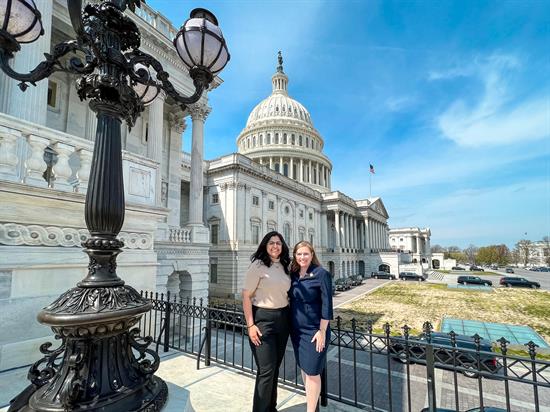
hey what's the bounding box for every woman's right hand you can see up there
[248,325,263,346]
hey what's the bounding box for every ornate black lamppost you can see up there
[0,0,229,410]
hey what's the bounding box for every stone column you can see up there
[7,0,53,125]
[344,213,349,248]
[280,156,283,174]
[188,103,210,227]
[334,211,341,250]
[261,190,267,233]
[269,156,273,170]
[0,72,13,114]
[0,126,22,181]
[353,216,359,249]
[147,91,165,205]
[290,157,294,179]
[300,159,304,182]
[167,109,186,226]
[321,211,327,248]
[308,160,312,183]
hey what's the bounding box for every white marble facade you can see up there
[389,227,432,268]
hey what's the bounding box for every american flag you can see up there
[369,164,375,174]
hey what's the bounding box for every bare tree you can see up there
[542,236,550,266]
[514,239,533,267]
[464,244,478,264]
[431,244,445,253]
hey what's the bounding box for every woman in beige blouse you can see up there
[243,231,291,412]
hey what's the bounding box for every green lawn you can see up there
[335,283,550,345]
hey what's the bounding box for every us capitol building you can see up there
[0,1,431,370]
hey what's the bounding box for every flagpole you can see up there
[369,170,372,199]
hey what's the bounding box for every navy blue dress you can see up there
[289,264,334,375]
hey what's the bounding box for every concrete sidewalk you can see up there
[1,351,364,412]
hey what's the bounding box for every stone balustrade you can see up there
[0,112,159,206]
[133,2,178,40]
[168,227,192,243]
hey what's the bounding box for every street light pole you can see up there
[0,1,229,410]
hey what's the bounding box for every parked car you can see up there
[399,272,425,281]
[334,278,350,291]
[469,265,484,271]
[451,266,465,271]
[372,271,396,280]
[499,277,540,289]
[389,332,500,378]
[490,265,499,270]
[457,276,493,286]
[505,267,514,274]
[348,275,363,286]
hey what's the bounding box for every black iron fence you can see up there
[139,291,550,412]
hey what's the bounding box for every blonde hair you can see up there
[290,241,321,273]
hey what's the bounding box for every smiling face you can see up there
[266,235,282,261]
[295,246,313,271]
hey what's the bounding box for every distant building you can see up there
[528,240,550,267]
[389,227,433,267]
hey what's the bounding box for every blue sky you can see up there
[148,0,550,249]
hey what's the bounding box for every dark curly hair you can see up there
[250,231,290,275]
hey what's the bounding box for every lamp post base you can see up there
[8,286,168,412]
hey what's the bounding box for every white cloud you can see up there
[433,54,549,147]
[385,95,417,112]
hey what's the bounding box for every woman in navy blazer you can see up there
[289,240,333,412]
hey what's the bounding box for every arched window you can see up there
[283,133,287,144]
[275,133,279,144]
[247,138,250,149]
[253,136,256,146]
[306,137,309,148]
[291,134,295,145]
[267,134,271,144]
[299,135,303,146]
[283,163,289,176]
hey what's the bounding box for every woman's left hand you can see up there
[311,330,325,353]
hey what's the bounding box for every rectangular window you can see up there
[47,81,57,109]
[252,195,259,206]
[268,200,274,210]
[252,225,260,244]
[309,212,313,221]
[212,193,219,204]
[299,210,304,218]
[211,224,219,244]
[210,263,218,284]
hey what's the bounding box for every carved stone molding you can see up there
[0,223,153,249]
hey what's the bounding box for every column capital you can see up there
[168,108,187,134]
[188,103,211,121]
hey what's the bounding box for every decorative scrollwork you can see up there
[27,339,66,388]
[128,328,161,375]
[126,49,207,109]
[0,40,95,91]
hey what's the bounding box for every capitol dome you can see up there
[237,52,332,192]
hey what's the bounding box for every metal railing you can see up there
[139,291,550,412]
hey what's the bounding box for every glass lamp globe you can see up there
[133,63,160,106]
[174,8,230,77]
[0,0,43,45]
